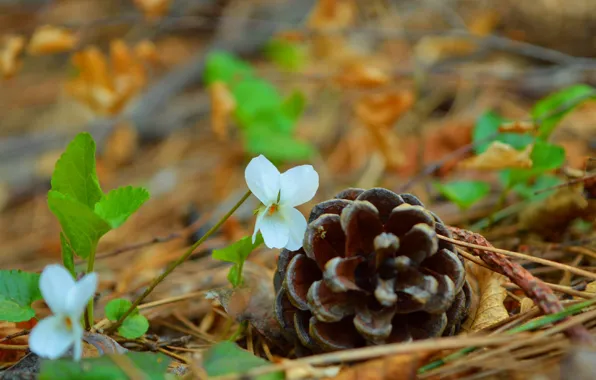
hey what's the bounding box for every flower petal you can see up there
[72,323,84,361]
[282,206,307,250]
[29,315,76,360]
[245,155,281,205]
[252,209,266,243]
[280,165,319,207]
[67,272,98,318]
[259,212,290,249]
[40,264,75,314]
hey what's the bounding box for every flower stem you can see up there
[106,190,252,334]
[86,246,96,328]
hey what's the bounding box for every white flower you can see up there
[245,155,319,250]
[29,265,97,361]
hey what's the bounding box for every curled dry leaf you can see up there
[355,91,414,126]
[281,360,340,380]
[27,25,77,55]
[461,260,508,332]
[307,0,356,60]
[499,121,536,134]
[335,60,391,89]
[519,297,535,314]
[414,36,477,66]
[66,40,154,115]
[209,81,236,141]
[103,121,139,167]
[329,352,430,380]
[134,40,160,63]
[133,0,171,19]
[519,186,596,237]
[0,35,25,78]
[458,141,533,170]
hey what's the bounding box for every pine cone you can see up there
[273,188,471,354]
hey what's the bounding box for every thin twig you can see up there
[0,329,29,342]
[105,190,251,334]
[446,227,594,344]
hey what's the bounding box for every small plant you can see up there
[104,299,149,339]
[452,84,596,212]
[205,51,315,162]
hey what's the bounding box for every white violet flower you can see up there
[29,264,97,361]
[245,155,319,250]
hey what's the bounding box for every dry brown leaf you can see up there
[282,361,340,380]
[133,0,171,19]
[27,25,77,55]
[355,91,414,125]
[0,35,25,78]
[209,81,236,141]
[66,41,153,115]
[103,121,139,167]
[134,40,160,63]
[519,297,534,314]
[307,0,356,30]
[498,121,536,133]
[458,141,533,170]
[519,186,596,237]
[414,36,477,66]
[329,352,429,380]
[468,11,500,36]
[462,260,508,332]
[335,60,391,88]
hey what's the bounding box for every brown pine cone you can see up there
[273,188,471,354]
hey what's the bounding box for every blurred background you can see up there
[1,0,596,293]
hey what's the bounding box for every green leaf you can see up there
[245,127,315,162]
[205,51,254,86]
[50,132,103,208]
[473,111,533,154]
[213,235,263,265]
[282,91,307,121]
[60,232,76,278]
[119,314,149,339]
[105,298,148,338]
[533,84,596,139]
[48,191,111,259]
[232,79,282,126]
[94,186,150,228]
[264,38,307,71]
[39,352,171,380]
[511,174,562,201]
[0,270,42,322]
[105,299,134,321]
[434,180,491,210]
[500,141,566,188]
[203,342,283,380]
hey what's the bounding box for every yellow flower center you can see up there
[64,316,73,331]
[267,204,279,216]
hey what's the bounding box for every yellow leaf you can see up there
[209,81,236,141]
[134,40,159,63]
[27,25,77,55]
[498,120,536,134]
[462,260,508,332]
[133,0,171,19]
[335,60,391,89]
[458,141,533,170]
[0,35,25,78]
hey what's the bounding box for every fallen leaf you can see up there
[468,11,500,36]
[329,352,429,380]
[458,141,533,170]
[281,360,340,380]
[519,297,534,314]
[133,0,171,19]
[335,60,391,89]
[209,81,236,141]
[134,40,160,63]
[307,0,356,60]
[102,121,139,167]
[414,36,477,66]
[355,91,414,126]
[27,25,77,55]
[498,121,536,133]
[0,35,25,78]
[519,186,596,237]
[462,261,508,332]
